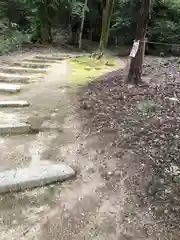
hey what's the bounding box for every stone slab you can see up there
[0,112,31,135]
[13,62,50,68]
[0,66,48,74]
[0,164,75,194]
[0,123,31,135]
[24,58,62,63]
[0,100,29,107]
[0,72,37,83]
[35,55,64,61]
[0,83,21,93]
[0,72,34,79]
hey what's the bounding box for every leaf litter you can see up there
[76,56,180,239]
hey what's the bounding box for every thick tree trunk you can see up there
[88,28,93,41]
[88,21,93,41]
[40,24,52,44]
[98,0,115,56]
[40,0,52,44]
[67,24,73,44]
[79,0,88,49]
[126,0,152,84]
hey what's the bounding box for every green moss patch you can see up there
[67,55,120,85]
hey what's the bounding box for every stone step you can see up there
[35,55,65,61]
[0,112,31,135]
[0,83,21,93]
[13,62,50,69]
[0,163,75,194]
[24,58,62,63]
[0,100,29,107]
[0,72,40,83]
[0,66,48,74]
[0,123,32,135]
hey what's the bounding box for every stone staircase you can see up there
[0,54,66,135]
[0,52,83,239]
[0,51,87,172]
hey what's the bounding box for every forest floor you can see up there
[0,46,180,239]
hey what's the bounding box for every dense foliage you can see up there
[0,0,180,54]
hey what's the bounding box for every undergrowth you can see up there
[0,21,30,55]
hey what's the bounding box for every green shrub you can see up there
[0,20,30,55]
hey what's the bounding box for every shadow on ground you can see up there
[77,56,180,239]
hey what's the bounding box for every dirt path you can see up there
[18,57,180,240]
[1,51,177,239]
[0,48,130,240]
[0,49,86,239]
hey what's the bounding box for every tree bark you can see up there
[126,0,152,84]
[39,0,52,44]
[98,0,115,56]
[79,0,88,49]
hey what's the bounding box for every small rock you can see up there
[33,111,39,116]
[159,178,165,184]
[12,220,17,224]
[168,97,179,102]
[70,164,80,174]
[114,170,122,177]
[165,187,172,194]
[86,167,96,174]
[154,207,159,211]
[51,113,57,117]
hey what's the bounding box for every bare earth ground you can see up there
[1,48,180,239]
[34,56,180,240]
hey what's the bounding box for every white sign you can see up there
[129,40,140,58]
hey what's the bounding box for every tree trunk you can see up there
[67,24,73,44]
[126,0,152,84]
[98,0,115,56]
[79,0,88,49]
[40,0,52,44]
[88,28,93,41]
[88,21,93,41]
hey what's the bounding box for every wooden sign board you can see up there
[129,40,140,58]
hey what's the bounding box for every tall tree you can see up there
[40,0,52,44]
[125,0,152,84]
[98,0,115,56]
[78,0,88,49]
